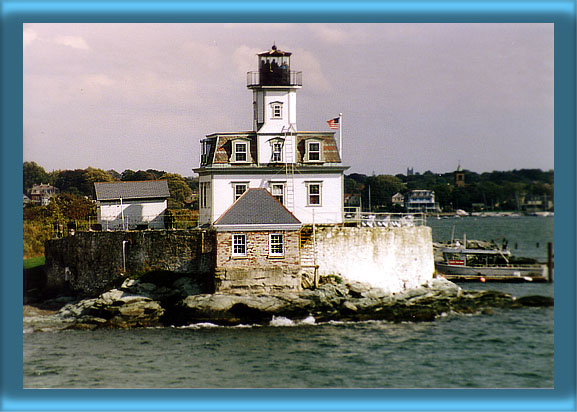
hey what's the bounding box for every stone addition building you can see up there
[94,180,170,230]
[194,45,348,227]
[213,188,302,292]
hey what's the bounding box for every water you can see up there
[23,217,554,389]
[427,215,554,261]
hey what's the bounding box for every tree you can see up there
[23,162,51,193]
[83,167,114,197]
[55,169,86,197]
[362,175,406,211]
[47,193,96,221]
[160,173,193,208]
[121,169,158,181]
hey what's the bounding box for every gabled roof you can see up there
[94,180,170,201]
[213,188,301,231]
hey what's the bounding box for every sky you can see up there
[23,23,554,177]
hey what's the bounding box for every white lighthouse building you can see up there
[194,45,347,225]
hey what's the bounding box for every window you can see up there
[306,141,321,162]
[270,183,285,205]
[233,183,248,201]
[306,182,322,206]
[200,182,210,209]
[234,142,248,162]
[201,141,211,165]
[271,141,283,162]
[232,234,247,256]
[271,102,283,119]
[269,233,284,257]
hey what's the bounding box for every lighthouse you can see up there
[195,45,347,225]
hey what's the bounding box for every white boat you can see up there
[434,245,548,282]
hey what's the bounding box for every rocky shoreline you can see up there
[23,274,553,332]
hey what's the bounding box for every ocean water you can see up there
[23,217,554,389]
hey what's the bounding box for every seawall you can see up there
[311,226,434,293]
[43,225,434,297]
[44,230,216,296]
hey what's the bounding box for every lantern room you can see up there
[247,45,302,88]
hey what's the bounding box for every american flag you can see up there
[327,117,340,130]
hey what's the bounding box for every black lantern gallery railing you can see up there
[247,71,302,87]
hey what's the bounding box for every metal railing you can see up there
[246,71,302,87]
[343,210,426,227]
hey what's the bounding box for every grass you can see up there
[23,256,45,270]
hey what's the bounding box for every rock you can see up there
[341,301,358,313]
[514,295,554,307]
[25,274,554,330]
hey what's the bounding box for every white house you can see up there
[194,45,348,225]
[405,189,440,213]
[94,180,170,230]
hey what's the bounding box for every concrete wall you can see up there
[45,230,216,296]
[312,226,434,293]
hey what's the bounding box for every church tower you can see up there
[455,164,465,187]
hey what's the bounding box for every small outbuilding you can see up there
[213,188,302,292]
[94,180,170,230]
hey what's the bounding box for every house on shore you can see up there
[94,180,170,230]
[28,183,59,205]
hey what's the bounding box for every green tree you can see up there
[49,192,97,221]
[160,173,193,209]
[121,169,159,181]
[23,161,51,193]
[363,175,406,211]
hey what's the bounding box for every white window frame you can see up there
[271,141,283,163]
[269,233,285,257]
[269,182,285,205]
[306,182,322,206]
[232,234,247,257]
[270,102,283,119]
[232,140,250,163]
[232,182,249,202]
[305,140,322,162]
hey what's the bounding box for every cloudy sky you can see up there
[23,23,554,177]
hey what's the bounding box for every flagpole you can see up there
[339,112,343,161]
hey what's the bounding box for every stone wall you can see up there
[44,230,216,296]
[43,225,434,297]
[311,225,434,293]
[214,231,301,292]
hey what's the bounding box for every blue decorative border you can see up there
[2,0,575,411]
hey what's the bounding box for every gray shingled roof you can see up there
[214,188,301,227]
[94,180,170,201]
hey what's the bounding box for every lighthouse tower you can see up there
[247,45,302,166]
[195,45,347,226]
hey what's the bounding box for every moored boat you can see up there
[434,244,548,282]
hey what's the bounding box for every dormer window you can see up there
[200,141,211,165]
[271,102,283,119]
[231,139,250,163]
[271,141,283,162]
[305,140,322,162]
